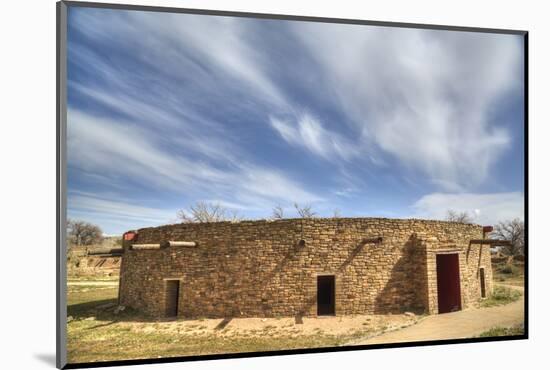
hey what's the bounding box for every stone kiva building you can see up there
[118,218,497,319]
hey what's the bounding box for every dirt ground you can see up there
[132,313,419,338]
[66,283,421,363]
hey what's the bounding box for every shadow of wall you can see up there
[373,234,427,314]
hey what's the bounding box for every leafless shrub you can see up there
[445,209,473,223]
[177,201,243,223]
[272,205,284,219]
[491,219,525,256]
[294,202,317,218]
[227,209,243,223]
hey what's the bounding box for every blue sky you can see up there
[66,7,525,235]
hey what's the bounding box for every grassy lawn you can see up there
[66,284,404,364]
[477,324,524,337]
[68,275,119,282]
[67,285,118,307]
[483,260,524,308]
[480,285,522,308]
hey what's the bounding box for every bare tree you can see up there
[445,209,473,223]
[67,219,103,247]
[177,201,242,223]
[491,219,525,256]
[272,205,284,219]
[332,209,341,218]
[294,202,317,218]
[227,209,243,223]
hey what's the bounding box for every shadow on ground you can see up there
[33,353,56,367]
[68,298,152,323]
[214,317,232,330]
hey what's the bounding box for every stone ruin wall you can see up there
[67,247,121,278]
[118,218,492,318]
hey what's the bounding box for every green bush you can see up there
[480,286,522,308]
[499,264,518,275]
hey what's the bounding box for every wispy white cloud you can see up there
[201,199,257,211]
[239,166,323,204]
[67,109,226,193]
[333,187,357,198]
[70,80,241,166]
[71,9,522,192]
[72,9,288,110]
[293,25,522,190]
[67,191,181,234]
[67,109,322,210]
[270,114,359,161]
[411,192,524,225]
[159,14,289,109]
[69,192,177,225]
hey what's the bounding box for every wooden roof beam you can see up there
[469,239,511,246]
[131,241,198,250]
[130,243,162,250]
[164,241,197,248]
[87,248,123,256]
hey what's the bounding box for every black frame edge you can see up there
[57,1,68,369]
[523,32,529,339]
[62,335,528,369]
[62,0,527,35]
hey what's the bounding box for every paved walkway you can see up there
[349,285,524,345]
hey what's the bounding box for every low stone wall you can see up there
[119,218,491,318]
[67,255,121,277]
[67,245,122,278]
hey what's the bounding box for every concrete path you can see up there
[349,285,524,345]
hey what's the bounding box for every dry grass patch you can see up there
[476,324,524,337]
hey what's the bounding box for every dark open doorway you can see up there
[317,275,335,316]
[165,280,180,318]
[436,254,461,314]
[479,268,486,298]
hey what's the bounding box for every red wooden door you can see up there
[436,254,462,313]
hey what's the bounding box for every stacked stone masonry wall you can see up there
[118,218,492,318]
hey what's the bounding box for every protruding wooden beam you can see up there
[362,237,383,244]
[166,241,197,247]
[130,243,162,250]
[470,239,511,246]
[87,248,123,256]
